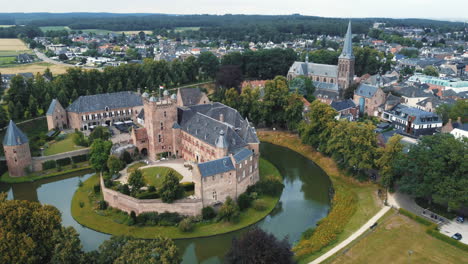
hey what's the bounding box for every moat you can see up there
[0,143,332,263]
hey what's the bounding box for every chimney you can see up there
[219,113,224,123]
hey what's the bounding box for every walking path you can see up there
[309,206,391,264]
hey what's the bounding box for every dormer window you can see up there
[105,106,109,112]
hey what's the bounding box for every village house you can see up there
[353,84,386,117]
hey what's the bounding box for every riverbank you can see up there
[71,158,282,239]
[257,131,382,263]
[0,162,92,183]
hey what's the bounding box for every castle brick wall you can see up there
[101,176,203,216]
[47,102,68,130]
[67,105,143,131]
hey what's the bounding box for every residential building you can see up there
[382,104,442,137]
[353,84,386,116]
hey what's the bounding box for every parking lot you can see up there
[440,219,468,245]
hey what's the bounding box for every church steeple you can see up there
[339,21,354,59]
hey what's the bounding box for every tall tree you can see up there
[225,228,294,264]
[89,139,113,172]
[375,134,403,188]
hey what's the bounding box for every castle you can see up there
[287,21,355,101]
[2,120,32,177]
[32,87,259,209]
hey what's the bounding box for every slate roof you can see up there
[177,102,259,154]
[355,84,379,98]
[387,104,441,125]
[288,62,338,78]
[313,81,339,91]
[339,21,354,59]
[198,156,235,177]
[179,87,204,106]
[67,91,142,113]
[3,120,29,146]
[398,86,434,98]
[233,148,253,164]
[330,99,356,112]
[46,99,58,116]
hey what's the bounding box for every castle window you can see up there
[250,165,253,173]
[105,106,109,111]
[250,156,252,161]
[164,111,167,118]
[160,122,164,130]
[239,163,242,169]
[213,191,217,201]
[158,135,162,143]
[242,170,246,178]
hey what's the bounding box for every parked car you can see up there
[451,233,462,241]
[456,216,465,223]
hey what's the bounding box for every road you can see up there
[309,206,391,264]
[33,49,102,71]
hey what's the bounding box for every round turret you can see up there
[170,94,177,100]
[163,90,169,96]
[142,92,149,98]
[149,96,158,102]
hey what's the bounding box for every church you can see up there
[287,21,355,101]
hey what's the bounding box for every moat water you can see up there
[0,143,332,263]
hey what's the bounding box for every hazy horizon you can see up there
[1,0,467,21]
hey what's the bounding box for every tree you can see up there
[128,169,145,195]
[89,139,113,172]
[197,52,219,79]
[298,100,337,148]
[423,65,439,77]
[284,93,305,130]
[97,236,131,264]
[216,65,243,93]
[0,107,8,128]
[113,237,181,264]
[107,155,125,176]
[225,228,294,264]
[262,76,290,127]
[159,171,183,203]
[0,193,62,264]
[375,135,403,189]
[50,227,86,264]
[125,48,140,61]
[217,196,240,222]
[89,126,110,144]
[394,134,467,212]
[28,94,38,117]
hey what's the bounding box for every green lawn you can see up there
[44,134,86,156]
[258,131,381,263]
[71,158,282,239]
[140,166,183,187]
[0,56,16,65]
[325,209,468,264]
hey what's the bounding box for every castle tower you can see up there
[338,21,355,91]
[144,94,178,161]
[2,120,32,177]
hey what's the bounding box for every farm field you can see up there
[39,26,71,31]
[0,62,71,74]
[0,38,34,66]
[175,27,201,32]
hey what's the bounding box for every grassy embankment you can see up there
[325,209,468,264]
[71,158,282,239]
[43,134,86,156]
[1,162,92,183]
[257,131,381,263]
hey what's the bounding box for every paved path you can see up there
[309,206,391,264]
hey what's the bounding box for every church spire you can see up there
[339,21,354,59]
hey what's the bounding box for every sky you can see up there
[1,0,468,21]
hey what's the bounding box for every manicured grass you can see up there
[0,162,92,183]
[43,134,85,156]
[140,166,183,187]
[0,56,16,65]
[325,209,468,264]
[71,158,282,239]
[257,131,381,263]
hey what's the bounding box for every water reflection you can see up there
[1,143,332,262]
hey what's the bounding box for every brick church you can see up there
[287,21,355,101]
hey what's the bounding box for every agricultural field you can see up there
[0,38,34,66]
[175,27,201,32]
[39,26,71,31]
[0,62,71,75]
[0,25,15,28]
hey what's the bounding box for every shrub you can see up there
[98,200,108,210]
[180,182,195,192]
[178,218,194,232]
[122,150,133,164]
[159,212,183,226]
[72,154,88,163]
[93,183,101,194]
[42,160,57,170]
[72,130,88,147]
[118,184,130,195]
[137,212,159,226]
[398,208,434,227]
[159,171,184,203]
[148,185,156,192]
[56,157,72,166]
[301,227,315,240]
[237,193,253,211]
[259,176,284,196]
[56,164,62,172]
[252,199,268,211]
[78,180,83,187]
[136,191,159,199]
[218,197,240,223]
[79,201,84,208]
[426,228,468,252]
[202,206,216,220]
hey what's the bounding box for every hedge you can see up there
[56,157,72,166]
[294,183,357,257]
[42,160,57,170]
[72,154,88,163]
[399,208,468,252]
[398,208,435,227]
[180,182,194,192]
[0,160,7,176]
